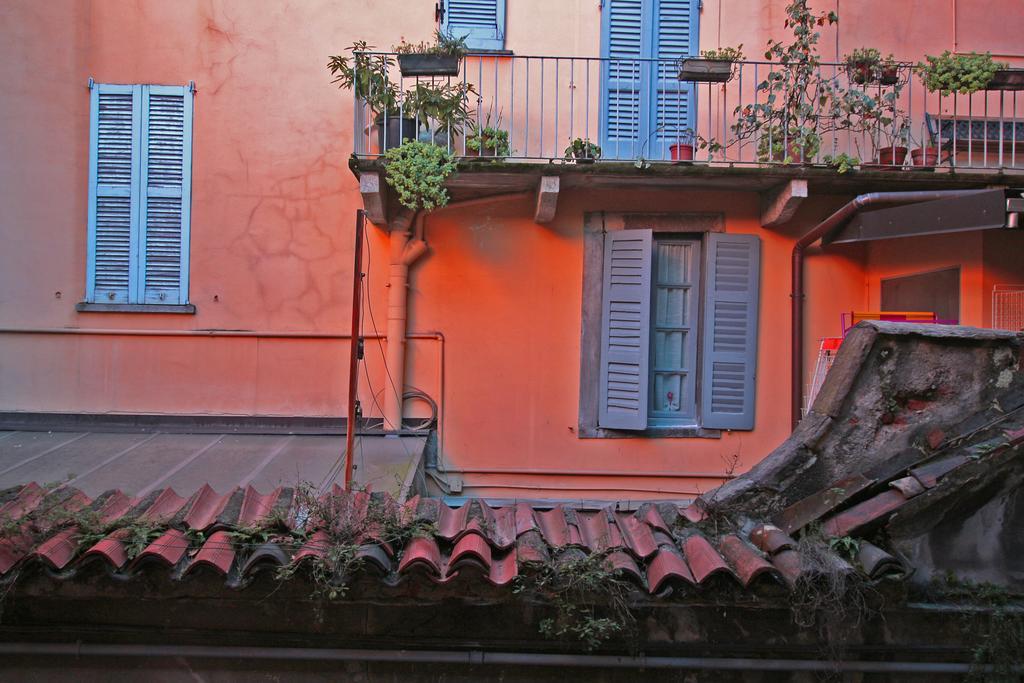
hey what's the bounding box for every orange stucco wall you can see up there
[2,1,1020,500]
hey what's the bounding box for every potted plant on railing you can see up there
[907,131,945,169]
[465,113,511,160]
[678,45,744,83]
[403,80,475,148]
[329,42,415,152]
[725,1,843,165]
[394,30,468,78]
[875,121,911,166]
[669,130,696,162]
[915,51,1008,96]
[844,48,900,86]
[564,138,602,163]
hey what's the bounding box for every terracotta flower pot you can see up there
[877,146,908,166]
[911,148,940,167]
[670,143,694,161]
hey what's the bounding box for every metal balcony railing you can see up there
[352,52,1024,171]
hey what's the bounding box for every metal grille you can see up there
[993,285,1024,331]
[805,337,843,416]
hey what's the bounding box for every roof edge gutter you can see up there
[791,189,992,428]
[0,642,1008,674]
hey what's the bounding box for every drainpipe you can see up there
[791,189,990,429]
[384,211,428,431]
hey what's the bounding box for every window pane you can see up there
[653,372,686,414]
[654,330,686,368]
[655,286,689,326]
[648,238,700,424]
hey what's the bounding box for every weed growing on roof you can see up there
[513,551,636,652]
[273,483,436,611]
[787,527,881,673]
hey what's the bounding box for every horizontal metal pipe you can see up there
[0,643,1003,673]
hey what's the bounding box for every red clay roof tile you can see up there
[31,528,79,570]
[398,535,442,576]
[449,530,492,569]
[646,546,694,593]
[188,530,236,575]
[771,549,803,587]
[718,534,777,586]
[683,534,733,584]
[534,507,570,548]
[822,489,909,538]
[142,488,188,522]
[0,483,898,599]
[909,455,971,488]
[487,550,517,586]
[237,486,284,526]
[615,513,658,558]
[748,524,795,555]
[136,528,189,566]
[182,485,232,530]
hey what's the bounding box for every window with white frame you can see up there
[84,83,194,308]
[581,216,761,436]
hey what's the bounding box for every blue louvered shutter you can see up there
[443,0,506,51]
[86,84,141,304]
[701,233,761,430]
[138,85,193,305]
[598,230,653,430]
[651,0,697,159]
[601,0,646,159]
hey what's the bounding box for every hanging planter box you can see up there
[677,58,734,83]
[987,69,1024,91]
[397,54,461,78]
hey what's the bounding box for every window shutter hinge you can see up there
[87,77,95,90]
[188,80,197,94]
[435,2,444,23]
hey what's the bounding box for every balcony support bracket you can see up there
[360,172,388,226]
[761,179,808,228]
[534,176,560,224]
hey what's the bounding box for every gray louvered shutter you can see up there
[598,229,653,430]
[444,0,506,51]
[139,85,193,305]
[701,233,761,430]
[87,84,140,304]
[601,0,645,159]
[651,0,697,159]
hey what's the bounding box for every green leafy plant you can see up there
[402,80,475,134]
[844,48,898,85]
[327,42,399,117]
[916,51,1007,96]
[274,483,437,609]
[466,119,511,157]
[823,152,860,174]
[564,137,602,161]
[700,45,744,61]
[513,551,635,651]
[393,29,468,57]
[726,1,845,164]
[383,141,457,211]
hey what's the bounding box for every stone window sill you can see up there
[76,302,196,314]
